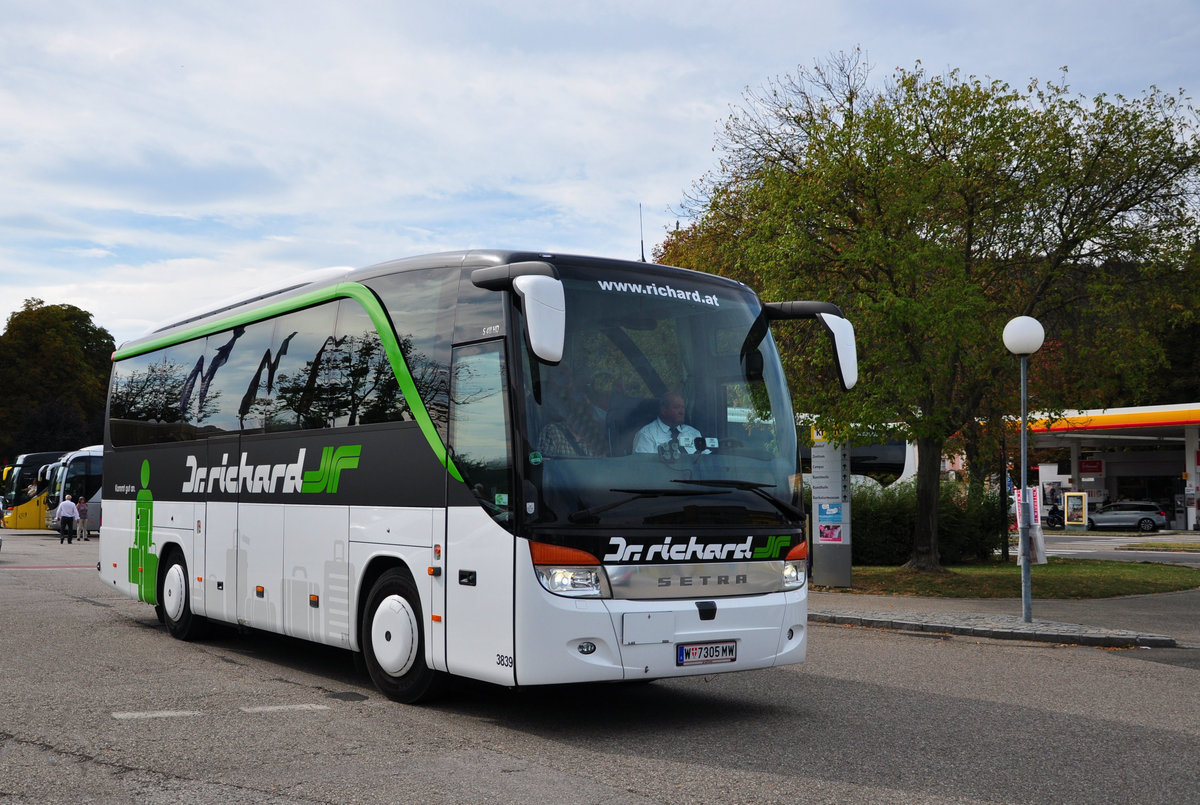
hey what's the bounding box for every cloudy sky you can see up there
[2,0,1198,344]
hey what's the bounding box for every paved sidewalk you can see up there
[808,589,1194,648]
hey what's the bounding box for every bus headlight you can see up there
[536,566,612,598]
[530,542,612,599]
[782,540,808,590]
[782,561,806,589]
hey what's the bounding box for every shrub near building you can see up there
[845,481,1008,566]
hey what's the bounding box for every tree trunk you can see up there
[904,433,946,572]
[963,422,986,510]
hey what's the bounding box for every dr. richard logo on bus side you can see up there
[179,445,362,496]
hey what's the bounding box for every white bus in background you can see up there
[100,250,856,702]
[43,445,103,535]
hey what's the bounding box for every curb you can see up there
[809,610,1177,648]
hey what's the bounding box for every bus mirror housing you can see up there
[471,262,565,364]
[815,312,857,391]
[513,275,565,363]
[765,301,858,391]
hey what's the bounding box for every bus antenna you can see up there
[639,203,646,262]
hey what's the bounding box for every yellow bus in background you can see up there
[2,451,67,529]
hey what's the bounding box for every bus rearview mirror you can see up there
[513,274,565,364]
[815,312,858,390]
[764,301,858,392]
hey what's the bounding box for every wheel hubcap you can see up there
[371,594,418,677]
[163,563,187,622]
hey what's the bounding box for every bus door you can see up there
[202,435,240,624]
[443,341,517,686]
[236,477,283,633]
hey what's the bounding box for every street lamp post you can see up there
[1003,316,1044,624]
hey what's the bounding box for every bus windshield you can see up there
[519,264,800,531]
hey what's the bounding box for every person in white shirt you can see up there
[633,392,702,454]
[55,495,79,545]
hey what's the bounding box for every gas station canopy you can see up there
[1031,402,1200,449]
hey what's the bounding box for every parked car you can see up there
[1086,501,1168,532]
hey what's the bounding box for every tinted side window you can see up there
[110,347,207,446]
[268,304,340,432]
[330,298,408,427]
[109,352,161,446]
[202,319,277,435]
[162,337,209,440]
[65,456,102,503]
[449,341,512,524]
[365,269,456,438]
[453,268,505,345]
[111,293,433,445]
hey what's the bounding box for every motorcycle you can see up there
[1045,506,1065,529]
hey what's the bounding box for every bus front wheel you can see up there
[361,568,440,703]
[157,548,206,641]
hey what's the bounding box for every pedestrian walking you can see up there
[55,495,79,545]
[76,495,90,541]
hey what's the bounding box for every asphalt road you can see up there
[2,529,1198,804]
[1042,529,1200,568]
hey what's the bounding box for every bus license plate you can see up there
[676,640,737,666]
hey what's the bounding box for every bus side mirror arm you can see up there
[471,262,565,364]
[764,301,858,391]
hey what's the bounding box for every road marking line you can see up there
[112,710,202,720]
[239,704,331,713]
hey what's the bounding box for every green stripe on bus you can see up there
[114,282,463,483]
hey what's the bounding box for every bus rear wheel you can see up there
[361,568,440,703]
[157,547,206,641]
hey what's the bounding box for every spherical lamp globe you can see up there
[1003,316,1044,356]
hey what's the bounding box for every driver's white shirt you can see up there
[632,418,702,454]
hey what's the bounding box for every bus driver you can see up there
[632,392,702,454]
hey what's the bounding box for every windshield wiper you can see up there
[568,488,729,524]
[671,479,804,521]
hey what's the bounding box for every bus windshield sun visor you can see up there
[471,262,565,364]
[764,301,858,391]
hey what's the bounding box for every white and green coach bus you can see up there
[100,250,856,702]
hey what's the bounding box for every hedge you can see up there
[811,480,1009,566]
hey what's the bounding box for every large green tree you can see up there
[0,299,115,459]
[664,51,1200,571]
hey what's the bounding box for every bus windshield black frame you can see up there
[515,262,800,534]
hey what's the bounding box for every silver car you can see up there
[1087,501,1168,532]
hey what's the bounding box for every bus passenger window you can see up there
[364,269,455,439]
[449,342,512,522]
[108,351,164,446]
[330,299,408,426]
[203,319,277,435]
[268,304,339,431]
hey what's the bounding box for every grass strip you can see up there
[818,558,1200,599]
[1117,542,1200,553]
